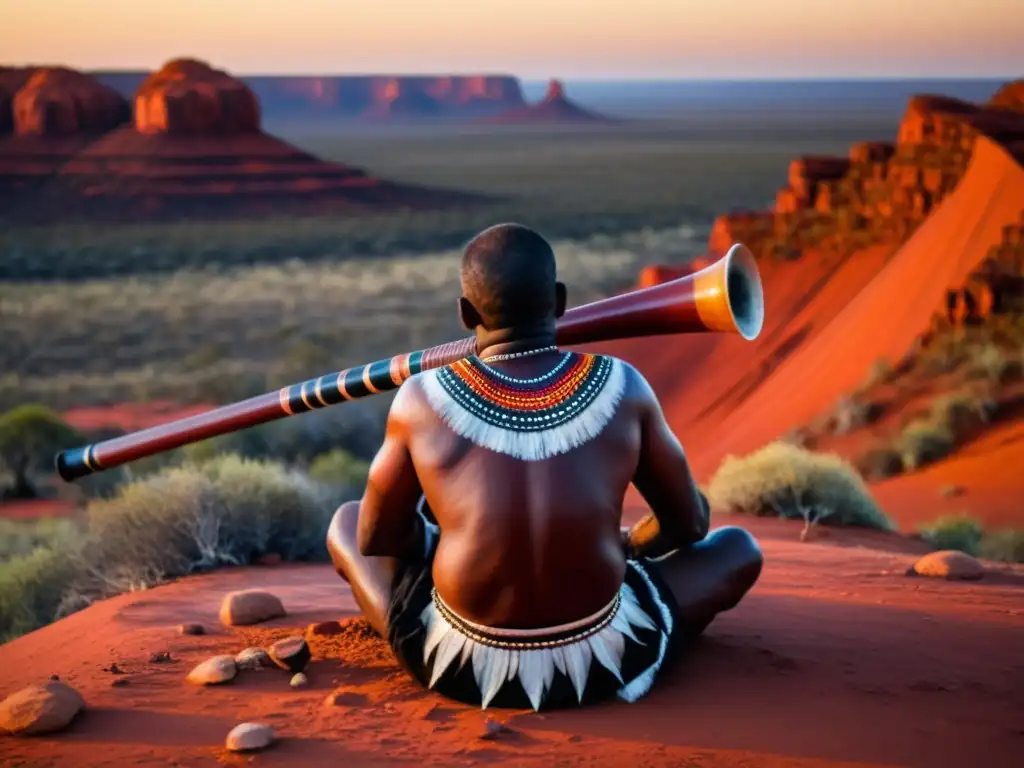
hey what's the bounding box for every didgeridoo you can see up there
[56,243,764,482]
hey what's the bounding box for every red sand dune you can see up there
[1,522,1020,767]
[602,135,1024,528]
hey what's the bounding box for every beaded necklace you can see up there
[419,351,626,461]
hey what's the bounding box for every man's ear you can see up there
[458,296,483,331]
[554,282,567,319]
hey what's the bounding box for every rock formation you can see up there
[134,59,259,135]
[13,68,128,136]
[481,79,613,125]
[93,71,526,120]
[706,80,1024,264]
[0,67,36,135]
[2,58,478,223]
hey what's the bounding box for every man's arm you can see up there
[627,366,709,558]
[357,383,425,559]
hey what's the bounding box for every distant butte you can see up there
[0,59,480,224]
[479,79,614,125]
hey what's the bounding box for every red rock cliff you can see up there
[135,59,261,135]
[11,67,128,136]
[0,67,36,135]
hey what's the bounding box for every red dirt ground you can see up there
[1,516,1020,768]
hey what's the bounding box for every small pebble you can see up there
[179,623,206,636]
[149,651,172,664]
[290,672,309,689]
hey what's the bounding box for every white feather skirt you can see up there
[420,564,673,710]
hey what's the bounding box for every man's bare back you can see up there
[368,351,707,630]
[327,223,761,710]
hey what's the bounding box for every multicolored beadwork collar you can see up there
[419,351,626,461]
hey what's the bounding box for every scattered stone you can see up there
[186,655,237,685]
[290,673,309,689]
[910,550,984,580]
[225,722,275,753]
[179,623,206,636]
[268,636,311,673]
[306,620,344,638]
[324,689,369,707]
[235,647,271,670]
[219,590,286,627]
[149,651,172,664]
[480,717,512,740]
[257,553,282,566]
[49,674,59,681]
[108,663,125,674]
[0,682,85,736]
[111,678,130,688]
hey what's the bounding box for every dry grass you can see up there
[0,454,349,642]
[918,514,1024,563]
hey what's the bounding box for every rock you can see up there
[219,590,286,627]
[179,623,206,636]
[0,682,85,736]
[225,722,275,752]
[135,58,260,135]
[480,717,512,740]
[235,647,271,670]
[111,678,130,688]
[911,551,984,580]
[306,620,344,638]
[148,651,172,664]
[13,67,129,137]
[268,636,311,673]
[290,673,309,689]
[186,655,238,685]
[324,689,369,707]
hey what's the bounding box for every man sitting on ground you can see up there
[328,223,763,710]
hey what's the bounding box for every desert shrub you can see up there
[0,546,83,642]
[707,442,894,531]
[830,395,882,435]
[918,514,984,554]
[855,445,905,481]
[965,343,1012,382]
[929,391,997,440]
[0,517,79,562]
[307,449,370,492]
[0,405,84,499]
[865,358,895,387]
[80,455,340,596]
[979,529,1024,563]
[896,421,954,471]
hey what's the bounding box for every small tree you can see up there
[0,405,84,499]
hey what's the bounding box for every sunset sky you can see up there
[2,0,1021,78]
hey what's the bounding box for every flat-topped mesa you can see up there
[135,58,260,135]
[12,67,129,136]
[362,78,443,119]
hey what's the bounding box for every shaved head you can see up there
[460,223,558,330]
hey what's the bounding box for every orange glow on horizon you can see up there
[1,0,1021,78]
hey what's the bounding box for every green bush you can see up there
[0,405,84,499]
[707,442,894,531]
[0,546,83,643]
[918,515,985,554]
[897,421,954,471]
[918,516,1024,563]
[307,449,370,491]
[979,529,1024,563]
[855,446,904,481]
[0,517,79,562]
